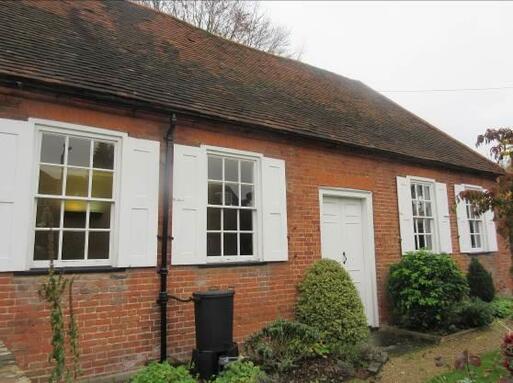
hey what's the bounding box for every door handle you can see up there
[342,251,347,264]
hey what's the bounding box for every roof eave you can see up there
[0,73,503,178]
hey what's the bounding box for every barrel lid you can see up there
[193,290,235,298]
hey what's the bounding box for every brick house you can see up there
[0,1,510,381]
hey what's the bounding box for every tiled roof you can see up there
[0,0,501,174]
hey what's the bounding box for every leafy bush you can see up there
[131,362,196,383]
[296,259,369,345]
[467,257,495,302]
[212,360,266,383]
[490,297,513,318]
[243,319,328,372]
[448,298,494,329]
[387,250,469,330]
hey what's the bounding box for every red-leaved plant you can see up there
[502,332,513,375]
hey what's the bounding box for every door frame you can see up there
[318,187,379,327]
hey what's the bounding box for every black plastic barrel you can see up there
[193,290,234,352]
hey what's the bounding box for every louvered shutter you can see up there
[117,137,160,267]
[435,182,453,253]
[0,118,34,271]
[171,144,206,265]
[396,176,415,254]
[262,157,288,262]
[484,209,498,252]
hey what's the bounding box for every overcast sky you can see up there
[260,1,513,158]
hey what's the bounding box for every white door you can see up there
[320,195,375,325]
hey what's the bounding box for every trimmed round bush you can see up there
[387,250,469,330]
[467,257,495,302]
[296,259,369,345]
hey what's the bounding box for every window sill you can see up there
[14,266,127,276]
[463,251,497,256]
[197,261,269,269]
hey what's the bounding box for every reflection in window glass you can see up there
[34,131,116,264]
[206,155,256,259]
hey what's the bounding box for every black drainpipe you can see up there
[158,113,177,363]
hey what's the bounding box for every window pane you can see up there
[418,234,426,249]
[34,231,59,261]
[471,234,477,248]
[224,233,237,255]
[416,184,423,199]
[424,185,431,200]
[208,157,222,180]
[41,134,65,164]
[208,182,223,205]
[66,168,89,197]
[225,159,238,182]
[417,201,425,216]
[412,202,418,216]
[89,202,111,228]
[36,199,61,228]
[241,161,253,183]
[240,210,253,231]
[62,231,85,260]
[39,165,63,195]
[414,235,419,250]
[225,183,239,206]
[241,185,254,207]
[93,142,114,169]
[68,137,91,167]
[88,232,110,259]
[425,202,432,217]
[424,219,432,234]
[410,184,416,199]
[91,170,113,198]
[469,221,476,234]
[417,219,425,234]
[223,209,237,230]
[475,234,482,248]
[207,207,221,230]
[207,233,221,256]
[425,235,433,250]
[240,233,253,255]
[63,200,87,228]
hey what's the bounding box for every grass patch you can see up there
[427,350,508,383]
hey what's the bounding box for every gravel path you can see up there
[377,320,512,383]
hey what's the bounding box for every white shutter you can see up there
[0,118,34,271]
[396,176,415,254]
[171,144,206,265]
[484,209,498,252]
[454,184,471,253]
[435,182,453,254]
[117,137,160,267]
[262,157,288,262]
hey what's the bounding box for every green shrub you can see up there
[131,362,196,383]
[212,360,266,383]
[448,298,494,328]
[243,319,328,372]
[387,250,469,330]
[490,297,513,318]
[467,257,495,302]
[296,259,369,345]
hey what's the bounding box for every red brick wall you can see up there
[0,88,511,381]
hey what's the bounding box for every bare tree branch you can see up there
[132,0,300,58]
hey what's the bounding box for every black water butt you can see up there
[191,290,238,379]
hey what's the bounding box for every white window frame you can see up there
[28,118,126,268]
[460,184,488,253]
[407,176,441,252]
[202,145,263,263]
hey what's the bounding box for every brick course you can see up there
[0,88,511,381]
